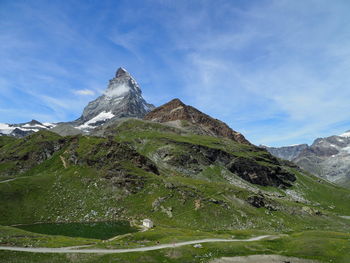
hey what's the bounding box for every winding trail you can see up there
[0,178,16,184]
[0,235,273,254]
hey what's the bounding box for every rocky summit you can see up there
[144,98,250,144]
[73,67,155,130]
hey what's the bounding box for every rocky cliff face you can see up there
[266,131,350,186]
[73,68,154,130]
[152,140,295,188]
[263,144,309,161]
[144,98,250,144]
[293,132,350,184]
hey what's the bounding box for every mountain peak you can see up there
[74,68,155,127]
[144,99,250,144]
[161,98,186,108]
[28,119,42,126]
[115,67,129,78]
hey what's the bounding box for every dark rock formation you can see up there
[154,140,295,188]
[62,139,159,193]
[75,140,159,175]
[0,132,67,176]
[227,157,295,188]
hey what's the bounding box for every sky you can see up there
[1,0,350,146]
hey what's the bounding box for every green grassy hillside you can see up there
[1,120,350,262]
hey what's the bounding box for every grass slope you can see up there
[1,120,350,262]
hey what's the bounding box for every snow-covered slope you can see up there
[77,111,115,130]
[340,130,350,138]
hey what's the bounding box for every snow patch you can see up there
[77,111,114,129]
[342,146,350,154]
[22,128,39,132]
[328,143,338,148]
[43,122,57,128]
[104,83,130,98]
[22,123,47,129]
[16,127,40,132]
[340,131,350,137]
[0,123,15,134]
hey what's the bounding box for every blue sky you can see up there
[1,0,350,146]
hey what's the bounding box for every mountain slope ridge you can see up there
[1,119,350,233]
[144,98,249,144]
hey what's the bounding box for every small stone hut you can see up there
[142,219,153,228]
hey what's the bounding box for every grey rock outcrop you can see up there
[152,140,295,188]
[265,131,350,187]
[263,144,309,161]
[50,123,82,136]
[293,133,350,185]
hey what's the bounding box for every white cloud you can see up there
[157,0,350,146]
[74,89,95,96]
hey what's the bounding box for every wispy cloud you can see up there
[74,89,95,96]
[1,0,350,146]
[146,0,350,146]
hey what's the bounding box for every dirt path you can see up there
[0,178,16,183]
[0,235,273,254]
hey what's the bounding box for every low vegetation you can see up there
[1,119,350,262]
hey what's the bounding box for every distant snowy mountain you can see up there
[0,67,155,137]
[293,132,350,185]
[265,131,350,187]
[0,120,55,138]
